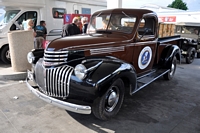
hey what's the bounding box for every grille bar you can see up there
[44,50,68,63]
[44,58,67,61]
[44,53,68,58]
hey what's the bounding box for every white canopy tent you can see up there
[107,1,200,24]
[141,4,200,24]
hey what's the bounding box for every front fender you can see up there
[160,45,181,68]
[84,57,137,96]
[31,49,44,64]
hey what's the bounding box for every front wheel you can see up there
[163,56,177,80]
[0,45,11,64]
[186,47,196,64]
[92,78,125,120]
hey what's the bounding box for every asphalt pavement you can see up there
[0,58,200,133]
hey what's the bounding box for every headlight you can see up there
[27,52,35,64]
[74,64,87,80]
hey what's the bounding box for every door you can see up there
[132,15,157,75]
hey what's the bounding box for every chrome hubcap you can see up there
[105,87,119,112]
[170,63,175,76]
[6,50,11,60]
[190,52,195,61]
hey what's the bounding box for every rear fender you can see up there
[159,45,181,68]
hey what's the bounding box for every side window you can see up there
[26,11,37,27]
[176,26,181,33]
[52,8,66,19]
[138,17,156,36]
[10,11,37,30]
[82,8,91,14]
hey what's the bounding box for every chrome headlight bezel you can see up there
[27,52,35,64]
[183,40,187,44]
[74,64,87,80]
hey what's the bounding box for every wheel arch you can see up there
[0,44,9,53]
[159,45,181,69]
[90,60,137,97]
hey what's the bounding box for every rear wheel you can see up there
[186,47,196,64]
[0,45,11,64]
[163,56,177,80]
[92,78,125,120]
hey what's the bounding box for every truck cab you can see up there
[26,8,181,120]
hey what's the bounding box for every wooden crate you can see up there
[170,24,175,36]
[159,23,175,37]
[158,23,164,37]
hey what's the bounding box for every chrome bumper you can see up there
[26,71,91,114]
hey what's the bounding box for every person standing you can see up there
[81,17,88,33]
[26,19,36,37]
[61,17,81,37]
[34,20,47,49]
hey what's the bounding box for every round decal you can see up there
[138,46,152,70]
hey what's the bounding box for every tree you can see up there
[167,0,188,10]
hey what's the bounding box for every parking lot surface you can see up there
[0,59,200,133]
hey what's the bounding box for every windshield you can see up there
[88,12,137,34]
[0,9,5,24]
[176,26,199,36]
[2,10,20,24]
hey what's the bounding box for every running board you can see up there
[131,69,170,95]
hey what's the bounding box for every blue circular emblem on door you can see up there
[138,46,152,70]
[141,51,150,65]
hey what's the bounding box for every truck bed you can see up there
[158,35,181,43]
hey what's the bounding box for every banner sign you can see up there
[158,16,176,22]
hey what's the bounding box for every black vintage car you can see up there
[175,22,200,63]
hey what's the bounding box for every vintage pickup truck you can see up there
[26,8,181,120]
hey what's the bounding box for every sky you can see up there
[0,0,199,14]
[122,0,200,11]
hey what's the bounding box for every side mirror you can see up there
[139,28,152,40]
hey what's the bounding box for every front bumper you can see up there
[26,71,91,114]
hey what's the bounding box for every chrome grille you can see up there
[44,50,68,65]
[35,59,74,98]
[46,66,74,98]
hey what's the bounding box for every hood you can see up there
[47,33,130,51]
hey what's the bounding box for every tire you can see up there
[197,52,200,58]
[163,56,177,80]
[0,45,11,64]
[186,47,196,64]
[92,78,125,120]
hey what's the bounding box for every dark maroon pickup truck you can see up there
[26,8,182,120]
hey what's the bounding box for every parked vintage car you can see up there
[175,22,200,63]
[26,8,182,120]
